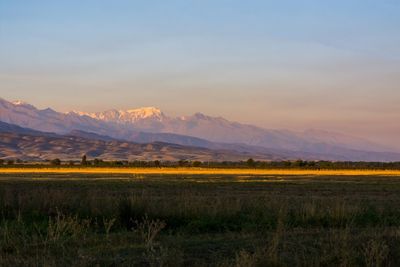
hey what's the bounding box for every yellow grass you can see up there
[1,167,400,176]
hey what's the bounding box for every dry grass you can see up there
[1,172,400,266]
[1,167,400,176]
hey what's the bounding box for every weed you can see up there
[135,215,166,248]
[363,239,389,267]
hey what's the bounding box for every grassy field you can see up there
[2,167,400,176]
[1,169,400,266]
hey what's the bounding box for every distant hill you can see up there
[0,120,56,136]
[0,121,282,161]
[1,97,399,161]
[79,105,393,153]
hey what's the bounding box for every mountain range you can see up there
[0,121,276,161]
[0,97,399,162]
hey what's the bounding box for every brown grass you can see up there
[1,172,400,266]
[1,167,400,176]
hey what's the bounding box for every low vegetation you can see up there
[2,158,400,170]
[1,167,400,177]
[1,172,400,266]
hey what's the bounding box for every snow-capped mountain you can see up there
[77,107,167,132]
[0,97,112,134]
[0,97,398,161]
[75,105,393,153]
[0,98,219,148]
[78,107,166,123]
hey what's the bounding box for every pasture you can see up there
[1,169,400,266]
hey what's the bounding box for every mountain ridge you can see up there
[73,103,393,153]
[0,97,398,161]
[1,121,400,162]
[0,121,283,161]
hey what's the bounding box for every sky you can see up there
[0,0,399,146]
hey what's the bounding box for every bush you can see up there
[50,158,61,166]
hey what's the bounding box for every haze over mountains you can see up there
[0,121,272,161]
[79,108,391,153]
[0,97,399,162]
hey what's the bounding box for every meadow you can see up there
[1,169,400,266]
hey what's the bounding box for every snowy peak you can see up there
[0,98,35,110]
[12,100,36,109]
[118,107,165,124]
[125,107,164,119]
[12,100,28,106]
[78,107,166,124]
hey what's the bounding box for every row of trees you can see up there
[45,156,202,167]
[3,156,400,170]
[0,159,22,165]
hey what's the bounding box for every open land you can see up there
[1,169,400,266]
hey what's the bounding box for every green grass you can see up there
[1,173,400,266]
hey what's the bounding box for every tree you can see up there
[247,158,255,168]
[292,160,305,168]
[0,159,4,165]
[81,155,87,165]
[93,158,101,166]
[192,161,202,167]
[178,160,188,167]
[154,160,161,168]
[7,160,14,165]
[50,158,61,166]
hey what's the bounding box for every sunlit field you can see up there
[2,167,400,176]
[2,170,400,266]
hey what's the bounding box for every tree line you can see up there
[1,156,400,170]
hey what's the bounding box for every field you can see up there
[2,167,400,176]
[1,169,400,266]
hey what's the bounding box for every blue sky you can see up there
[0,0,399,145]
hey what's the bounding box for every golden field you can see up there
[1,167,400,176]
[2,169,400,265]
